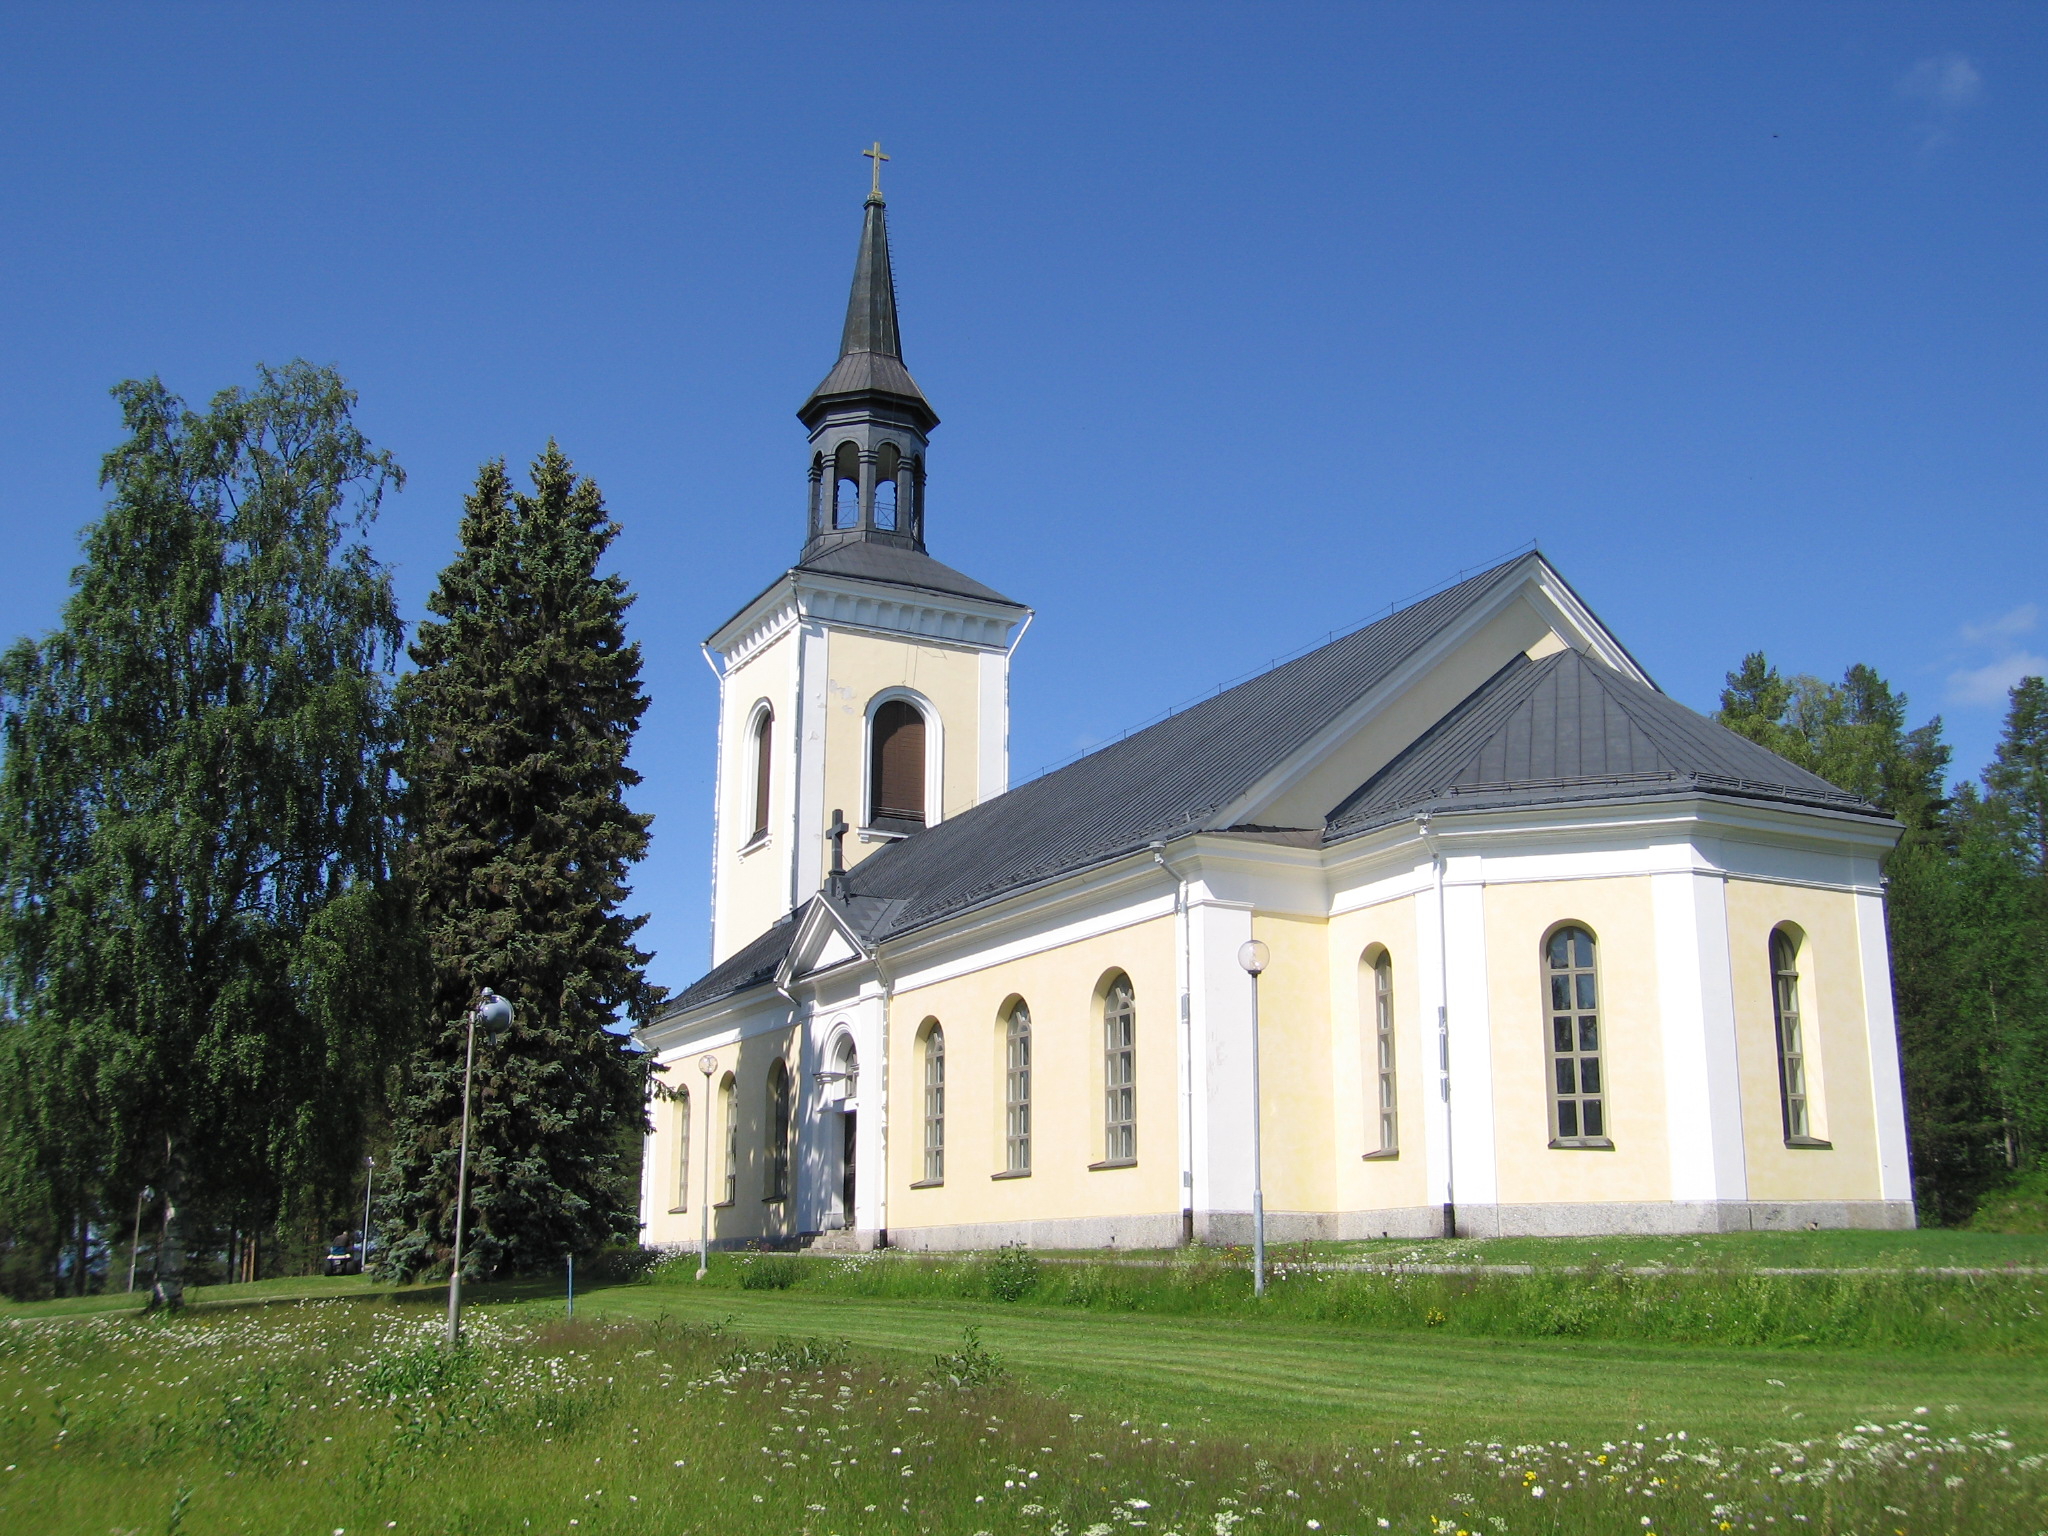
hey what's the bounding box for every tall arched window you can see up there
[869,699,927,827]
[748,706,773,843]
[1366,950,1397,1155]
[922,1023,945,1184]
[1545,925,1607,1146]
[765,1059,792,1202]
[719,1072,737,1205]
[671,1086,691,1211]
[875,443,900,530]
[1102,976,1136,1163]
[1004,1002,1032,1174]
[833,442,860,528]
[1771,928,1812,1142]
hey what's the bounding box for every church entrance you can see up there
[840,1110,857,1228]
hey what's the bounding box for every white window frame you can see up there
[861,686,945,834]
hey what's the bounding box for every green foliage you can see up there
[932,1324,1003,1386]
[984,1243,1042,1301]
[0,363,419,1301]
[382,445,659,1281]
[1719,653,2048,1222]
[736,1253,806,1290]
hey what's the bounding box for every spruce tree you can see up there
[382,445,659,1280]
[0,364,415,1303]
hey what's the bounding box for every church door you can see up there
[841,1111,857,1229]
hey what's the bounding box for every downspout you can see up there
[873,948,893,1250]
[1418,813,1456,1240]
[1151,840,1195,1247]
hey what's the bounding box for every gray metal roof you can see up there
[830,555,1534,942]
[667,910,801,1013]
[662,553,1884,1024]
[1326,646,1880,836]
[795,541,1023,608]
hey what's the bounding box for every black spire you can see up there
[798,190,937,435]
[799,163,939,560]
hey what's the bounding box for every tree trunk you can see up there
[148,1172,185,1312]
[72,1207,90,1297]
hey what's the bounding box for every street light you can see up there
[358,1155,376,1276]
[1236,938,1270,1298]
[446,988,514,1346]
[697,1053,717,1281]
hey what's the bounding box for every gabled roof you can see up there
[820,555,1537,942]
[1326,647,1879,836]
[661,551,1886,1025]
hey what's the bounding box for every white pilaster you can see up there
[1187,898,1255,1219]
[1414,857,1451,1210]
[792,621,831,907]
[1855,886,1913,1203]
[1652,869,1748,1201]
[977,649,1010,804]
[1442,862,1498,1205]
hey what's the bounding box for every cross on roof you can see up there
[825,808,850,877]
[863,141,888,198]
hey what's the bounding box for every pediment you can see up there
[1221,558,1649,830]
[779,896,872,986]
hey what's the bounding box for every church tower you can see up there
[702,163,1031,964]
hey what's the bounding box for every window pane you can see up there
[1576,973,1597,1010]
[1579,1058,1601,1095]
[1550,975,1570,1011]
[1583,1100,1604,1137]
[1548,932,1569,968]
[1553,1017,1572,1053]
[1555,1058,1574,1094]
[1578,1017,1598,1052]
[1573,931,1593,968]
[1558,1101,1579,1138]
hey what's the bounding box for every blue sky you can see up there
[2,4,2042,994]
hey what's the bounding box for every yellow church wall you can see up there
[1483,877,1673,1205]
[822,628,986,868]
[1723,878,1884,1202]
[641,1025,803,1251]
[715,631,799,959]
[1325,894,1430,1213]
[1248,912,1339,1214]
[887,913,1180,1235]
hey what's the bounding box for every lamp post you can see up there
[358,1155,376,1276]
[697,1053,717,1280]
[1236,939,1270,1298]
[446,988,514,1347]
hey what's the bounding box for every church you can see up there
[634,174,1914,1251]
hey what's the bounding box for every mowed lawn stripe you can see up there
[577,1285,2048,1444]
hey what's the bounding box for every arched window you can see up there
[869,699,927,827]
[672,1085,691,1211]
[719,1072,737,1205]
[1771,928,1812,1142]
[765,1058,792,1202]
[922,1023,945,1184]
[1545,925,1607,1145]
[1004,1002,1032,1174]
[1102,976,1136,1163]
[875,443,900,530]
[748,706,773,843]
[1366,950,1397,1155]
[833,442,860,529]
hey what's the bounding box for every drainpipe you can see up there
[1150,840,1196,1247]
[1417,813,1456,1240]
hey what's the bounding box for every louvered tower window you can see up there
[869,699,926,826]
[748,706,773,843]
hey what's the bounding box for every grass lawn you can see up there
[3,1233,2044,1533]
[1311,1227,2048,1271]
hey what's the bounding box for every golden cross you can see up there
[863,141,889,197]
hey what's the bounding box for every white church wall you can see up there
[710,626,799,964]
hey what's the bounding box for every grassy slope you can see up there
[575,1282,2048,1447]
